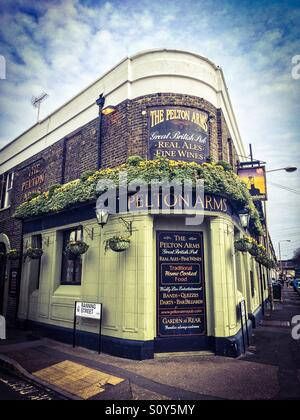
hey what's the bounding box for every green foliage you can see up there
[80,171,95,182]
[7,249,20,261]
[24,247,44,260]
[14,157,264,237]
[235,237,276,269]
[126,156,144,166]
[48,184,61,198]
[65,240,89,260]
[217,160,233,172]
[27,192,41,201]
[107,236,131,253]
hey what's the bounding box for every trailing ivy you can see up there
[14,157,264,236]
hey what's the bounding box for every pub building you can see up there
[0,49,275,359]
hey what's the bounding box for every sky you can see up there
[0,0,299,259]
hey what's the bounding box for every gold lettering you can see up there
[150,109,164,128]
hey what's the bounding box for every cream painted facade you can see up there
[18,211,268,358]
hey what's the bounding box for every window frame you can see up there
[60,226,83,286]
[0,172,14,209]
[31,234,42,290]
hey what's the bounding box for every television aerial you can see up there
[31,92,49,122]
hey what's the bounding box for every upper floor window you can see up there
[0,172,14,209]
[61,227,83,286]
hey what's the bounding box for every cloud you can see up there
[0,0,299,257]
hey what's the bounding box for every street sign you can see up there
[240,300,247,318]
[73,301,103,354]
[76,302,102,320]
[0,315,6,340]
[239,300,250,353]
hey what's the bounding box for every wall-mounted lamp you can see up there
[101,105,117,116]
[238,208,251,229]
[95,208,110,228]
[94,208,134,237]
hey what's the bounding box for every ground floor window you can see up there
[250,270,255,297]
[31,234,42,290]
[61,227,83,286]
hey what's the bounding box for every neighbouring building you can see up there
[279,260,297,279]
[0,49,274,359]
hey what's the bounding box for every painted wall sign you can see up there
[148,106,209,164]
[75,302,102,320]
[157,231,206,337]
[19,160,46,202]
[238,166,267,201]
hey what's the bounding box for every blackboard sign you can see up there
[148,106,209,164]
[157,231,206,337]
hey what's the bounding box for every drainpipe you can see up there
[96,94,105,169]
[259,263,265,316]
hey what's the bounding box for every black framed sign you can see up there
[157,231,206,337]
[148,106,209,164]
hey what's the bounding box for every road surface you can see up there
[0,367,65,400]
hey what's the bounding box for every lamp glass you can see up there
[239,211,250,228]
[95,208,109,227]
[101,106,117,116]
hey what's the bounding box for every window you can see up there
[61,227,83,286]
[0,172,14,209]
[227,139,233,167]
[250,270,255,298]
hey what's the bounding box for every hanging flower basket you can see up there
[257,255,276,270]
[107,236,131,253]
[7,249,20,261]
[234,238,252,253]
[249,242,260,257]
[24,247,44,260]
[65,240,89,260]
[0,252,6,263]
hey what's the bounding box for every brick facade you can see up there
[0,92,239,322]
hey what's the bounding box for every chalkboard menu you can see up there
[157,231,206,337]
[148,106,209,164]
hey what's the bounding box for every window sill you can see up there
[53,285,82,298]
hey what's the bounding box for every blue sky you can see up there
[0,0,299,258]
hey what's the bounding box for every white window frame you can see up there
[3,172,14,209]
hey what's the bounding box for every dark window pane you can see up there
[61,228,82,285]
[250,271,255,297]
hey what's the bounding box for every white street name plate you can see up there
[76,302,102,320]
[241,300,246,318]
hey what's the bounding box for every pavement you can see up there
[0,287,300,400]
